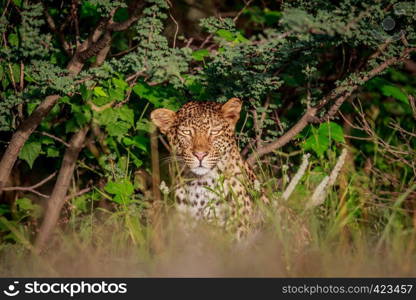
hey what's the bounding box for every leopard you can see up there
[151,98,263,237]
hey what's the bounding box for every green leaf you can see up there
[116,106,134,125]
[319,122,345,143]
[133,81,183,109]
[235,32,249,43]
[73,105,92,126]
[80,84,92,100]
[59,96,71,104]
[380,85,409,104]
[65,119,78,133]
[46,147,60,158]
[108,88,125,102]
[114,7,129,22]
[1,77,9,89]
[303,122,344,156]
[80,1,99,19]
[94,108,115,126]
[0,204,10,215]
[106,121,131,137]
[216,29,235,41]
[127,150,143,168]
[8,33,18,47]
[192,49,210,61]
[93,87,107,97]
[133,82,160,105]
[112,195,124,204]
[304,131,330,157]
[136,119,153,133]
[264,9,282,25]
[12,0,22,7]
[16,197,42,218]
[19,141,42,168]
[73,195,88,213]
[112,78,128,90]
[40,136,54,145]
[92,96,112,106]
[104,179,134,197]
[123,135,148,152]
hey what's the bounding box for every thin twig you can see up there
[199,33,214,49]
[169,13,179,49]
[43,3,72,55]
[109,45,139,57]
[65,187,91,200]
[246,47,416,166]
[1,0,11,18]
[126,70,145,82]
[19,62,24,91]
[233,0,253,23]
[35,131,70,147]
[185,37,194,48]
[3,172,57,198]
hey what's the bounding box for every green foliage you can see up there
[303,122,345,157]
[15,197,42,219]
[132,81,184,110]
[366,76,412,105]
[243,7,282,26]
[192,49,210,61]
[19,140,42,169]
[104,179,134,204]
[0,0,415,274]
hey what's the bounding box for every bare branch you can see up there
[409,94,416,120]
[169,12,179,48]
[246,47,416,166]
[67,15,112,74]
[43,4,72,55]
[1,0,11,18]
[65,187,92,201]
[233,0,254,22]
[79,31,112,62]
[19,62,24,91]
[0,95,60,194]
[107,2,144,32]
[0,3,145,195]
[3,172,57,199]
[35,131,70,147]
[247,107,317,166]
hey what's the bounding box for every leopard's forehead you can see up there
[174,101,225,126]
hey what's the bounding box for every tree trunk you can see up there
[34,127,89,252]
[0,95,60,194]
[0,14,107,195]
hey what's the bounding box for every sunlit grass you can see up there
[0,150,415,277]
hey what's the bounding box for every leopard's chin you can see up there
[190,166,211,176]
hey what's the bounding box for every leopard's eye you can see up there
[210,129,222,135]
[180,129,192,135]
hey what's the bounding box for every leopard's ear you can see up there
[221,97,242,128]
[151,108,176,134]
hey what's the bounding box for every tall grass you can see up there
[0,147,415,277]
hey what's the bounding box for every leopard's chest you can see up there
[175,170,230,223]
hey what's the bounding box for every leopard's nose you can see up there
[193,151,208,161]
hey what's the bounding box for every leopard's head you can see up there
[151,98,242,176]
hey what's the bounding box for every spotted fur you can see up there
[151,98,259,237]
